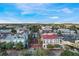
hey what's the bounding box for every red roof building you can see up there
[41,33,62,49]
[41,33,58,39]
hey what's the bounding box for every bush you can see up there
[47,44,54,48]
[15,42,24,50]
[21,49,32,56]
[0,49,8,56]
[34,48,48,56]
[61,50,79,56]
[0,42,6,49]
[54,44,62,48]
[0,42,14,49]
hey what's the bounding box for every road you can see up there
[48,49,63,56]
[7,50,22,56]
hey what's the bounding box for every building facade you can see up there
[41,33,62,49]
[0,27,29,47]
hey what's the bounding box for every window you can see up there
[34,48,36,50]
[54,39,56,44]
[43,40,45,43]
[44,45,45,47]
[48,40,50,44]
[56,39,59,43]
[46,40,48,44]
[50,40,52,44]
[14,37,16,38]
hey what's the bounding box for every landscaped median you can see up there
[47,44,63,49]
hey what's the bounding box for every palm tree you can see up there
[69,25,77,30]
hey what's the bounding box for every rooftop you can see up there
[41,33,58,39]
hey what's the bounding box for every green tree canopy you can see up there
[69,25,77,30]
[57,30,62,35]
[29,25,41,32]
[0,42,6,49]
[5,42,14,49]
[61,50,79,56]
[15,42,24,50]
[11,29,17,34]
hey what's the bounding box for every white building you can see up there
[41,33,62,49]
[0,28,12,34]
[0,28,28,47]
[57,29,75,35]
[17,28,24,34]
[75,40,79,43]
[41,26,52,33]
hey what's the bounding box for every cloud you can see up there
[16,4,43,14]
[0,16,39,23]
[50,16,59,19]
[0,16,21,23]
[0,3,78,23]
[61,8,73,13]
[15,4,50,15]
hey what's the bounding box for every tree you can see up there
[61,50,79,56]
[15,42,24,50]
[0,42,6,49]
[69,25,78,34]
[52,24,58,30]
[0,42,14,50]
[29,25,41,32]
[57,30,62,35]
[59,24,66,28]
[11,29,17,34]
[5,42,14,49]
[69,25,77,30]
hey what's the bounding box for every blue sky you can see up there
[0,3,79,23]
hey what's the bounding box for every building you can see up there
[0,27,12,34]
[41,26,52,33]
[41,33,62,49]
[57,29,76,35]
[0,27,29,47]
[75,40,79,43]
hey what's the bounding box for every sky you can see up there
[0,3,79,23]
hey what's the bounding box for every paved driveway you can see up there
[48,49,63,56]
